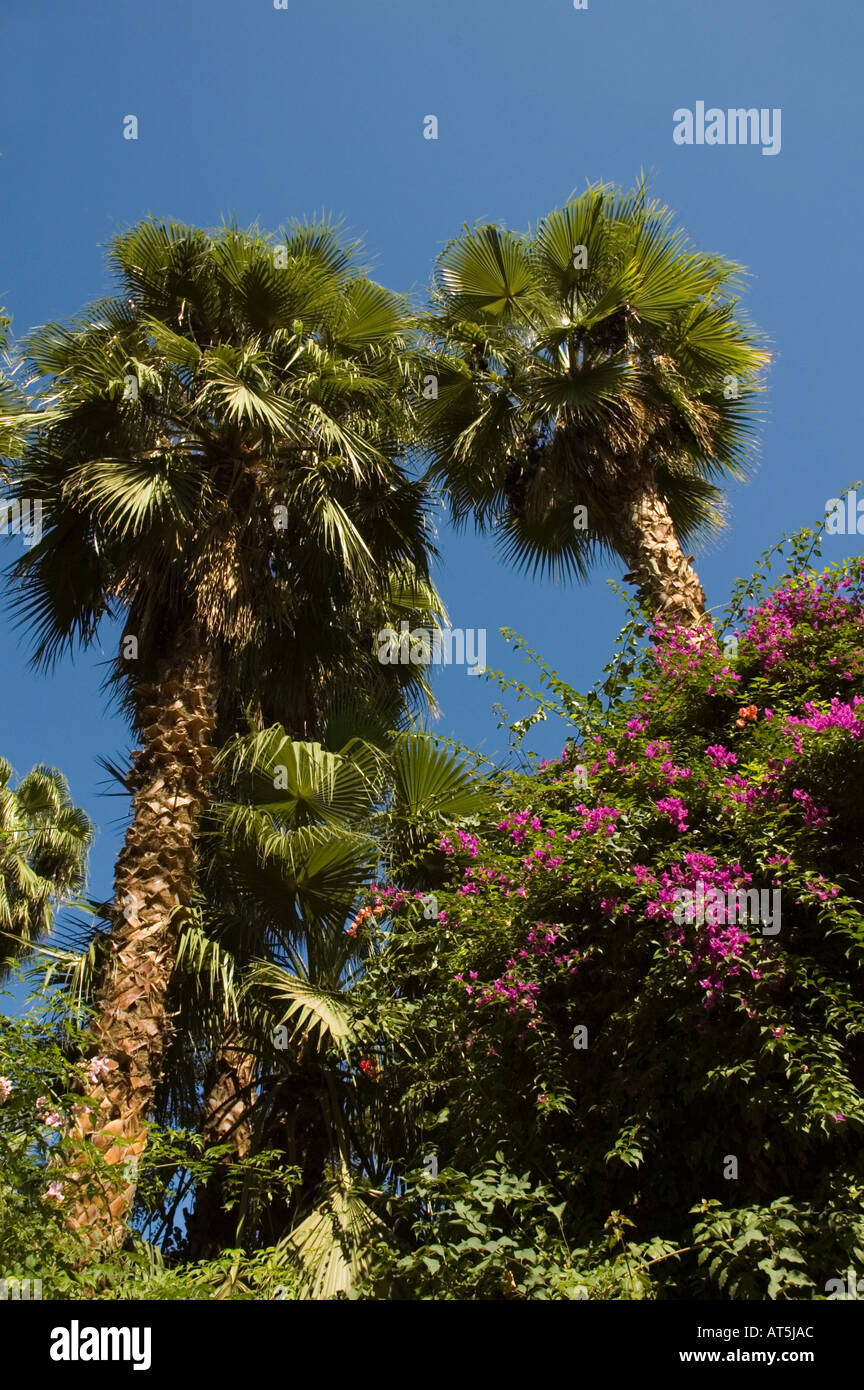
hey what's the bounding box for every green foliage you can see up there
[0,1006,85,1283]
[0,760,92,976]
[5,514,864,1301]
[2,218,438,741]
[0,1000,304,1299]
[359,1163,590,1300]
[689,1195,864,1300]
[350,521,864,1299]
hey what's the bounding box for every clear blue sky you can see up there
[1,0,861,924]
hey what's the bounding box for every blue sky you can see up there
[1,0,862,927]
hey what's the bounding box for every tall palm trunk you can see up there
[199,1028,256,1158]
[618,459,708,628]
[184,1029,256,1259]
[68,630,217,1247]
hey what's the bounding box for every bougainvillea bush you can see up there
[355,532,864,1299]
[3,527,863,1300]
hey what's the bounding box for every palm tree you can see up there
[173,722,492,1271]
[2,218,434,1244]
[0,310,28,471]
[115,719,484,1271]
[0,760,91,977]
[45,722,493,1281]
[421,181,769,627]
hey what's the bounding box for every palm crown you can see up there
[0,760,91,978]
[10,218,432,700]
[420,181,769,622]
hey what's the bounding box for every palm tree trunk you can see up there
[184,1031,256,1259]
[199,1029,256,1157]
[619,461,708,628]
[67,629,217,1247]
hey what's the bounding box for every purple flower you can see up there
[656,796,689,832]
[705,744,737,768]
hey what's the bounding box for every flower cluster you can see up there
[497,810,544,847]
[720,772,768,813]
[655,795,689,833]
[474,966,541,1016]
[438,828,481,858]
[799,875,841,904]
[649,621,742,698]
[455,924,579,1024]
[349,884,409,933]
[641,852,771,1009]
[522,845,564,873]
[705,743,738,768]
[786,697,864,741]
[624,716,650,739]
[36,1097,63,1129]
[85,1056,111,1087]
[564,803,621,839]
[742,569,864,675]
[791,788,830,828]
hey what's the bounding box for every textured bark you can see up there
[619,462,708,629]
[67,631,217,1248]
[200,1030,256,1156]
[184,1030,256,1259]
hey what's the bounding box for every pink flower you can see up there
[36,1097,63,1129]
[86,1056,112,1086]
[655,796,689,833]
[44,1181,64,1203]
[705,744,737,768]
[0,1077,12,1103]
[456,829,480,858]
[792,788,829,828]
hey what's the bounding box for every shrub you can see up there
[355,532,864,1299]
